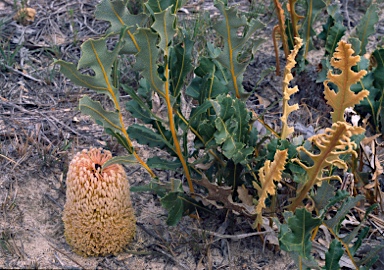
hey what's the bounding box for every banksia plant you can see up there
[63,148,136,256]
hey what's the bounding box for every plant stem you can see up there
[164,60,194,193]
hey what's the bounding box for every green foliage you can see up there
[354,48,384,133]
[279,189,384,269]
[212,2,265,99]
[301,0,326,57]
[325,240,344,270]
[351,3,379,56]
[279,208,322,259]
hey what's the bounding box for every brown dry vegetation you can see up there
[0,0,383,269]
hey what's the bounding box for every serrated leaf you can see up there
[146,0,187,13]
[147,156,182,170]
[210,95,253,163]
[105,128,133,153]
[302,0,326,57]
[131,178,182,197]
[254,149,288,226]
[372,48,384,90]
[213,1,264,99]
[318,3,345,56]
[324,41,369,123]
[281,37,301,139]
[356,243,384,269]
[133,28,165,97]
[348,37,361,57]
[126,100,153,124]
[128,124,174,150]
[95,0,146,54]
[79,96,122,133]
[186,57,229,104]
[323,194,364,235]
[169,37,193,96]
[312,181,335,212]
[160,192,184,226]
[354,3,379,55]
[102,155,138,169]
[279,208,322,258]
[291,122,365,211]
[325,240,343,270]
[123,84,164,124]
[152,7,176,53]
[56,38,120,102]
[325,23,346,56]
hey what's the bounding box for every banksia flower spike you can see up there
[63,148,136,256]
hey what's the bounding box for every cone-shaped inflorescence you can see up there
[63,148,136,256]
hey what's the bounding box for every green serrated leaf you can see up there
[126,100,153,124]
[325,23,346,56]
[102,155,138,169]
[209,95,253,163]
[279,208,322,258]
[131,178,180,196]
[302,0,326,56]
[169,37,193,96]
[323,194,364,235]
[354,3,379,55]
[186,57,229,104]
[105,128,133,153]
[373,48,384,90]
[356,243,384,269]
[160,192,184,226]
[122,84,162,124]
[95,0,146,36]
[325,240,343,270]
[213,1,265,99]
[56,38,120,102]
[152,7,176,53]
[128,124,174,150]
[147,156,182,170]
[133,28,165,97]
[318,3,345,56]
[312,181,335,212]
[146,0,187,13]
[79,96,122,133]
[348,37,361,58]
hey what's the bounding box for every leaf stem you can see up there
[164,59,194,193]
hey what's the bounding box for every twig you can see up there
[44,193,63,210]
[343,0,351,32]
[151,245,190,270]
[48,243,86,270]
[354,207,384,227]
[189,227,271,241]
[0,153,17,165]
[38,112,87,138]
[2,63,45,84]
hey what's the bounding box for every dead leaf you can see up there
[194,177,256,217]
[14,7,36,26]
[237,185,254,206]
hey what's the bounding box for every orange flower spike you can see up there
[63,148,136,256]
